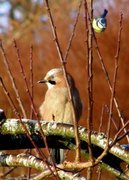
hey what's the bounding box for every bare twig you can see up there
[84,1,94,179]
[28,45,34,179]
[105,105,118,131]
[0,77,58,178]
[93,15,129,143]
[13,40,58,178]
[0,167,17,179]
[106,11,123,146]
[84,0,94,163]
[0,77,43,158]
[94,12,123,165]
[115,131,129,142]
[99,105,105,132]
[64,0,83,62]
[0,40,27,118]
[106,15,122,145]
[112,120,129,145]
[13,40,39,119]
[102,122,129,151]
[30,45,34,119]
[97,167,102,180]
[45,0,81,162]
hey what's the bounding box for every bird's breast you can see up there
[39,87,73,123]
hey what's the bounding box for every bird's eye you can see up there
[50,75,54,79]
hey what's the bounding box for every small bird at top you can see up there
[92,9,108,33]
[38,68,82,164]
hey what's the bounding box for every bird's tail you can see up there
[51,148,64,164]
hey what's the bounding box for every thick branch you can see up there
[0,119,129,164]
[0,119,128,178]
[0,153,86,180]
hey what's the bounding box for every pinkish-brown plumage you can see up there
[38,68,82,124]
[38,68,82,163]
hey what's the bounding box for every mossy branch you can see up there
[0,118,128,179]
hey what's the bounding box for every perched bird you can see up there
[38,68,82,163]
[92,9,108,33]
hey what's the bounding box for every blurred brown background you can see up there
[0,0,129,179]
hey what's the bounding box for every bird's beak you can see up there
[37,79,47,83]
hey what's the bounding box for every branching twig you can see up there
[105,105,118,131]
[84,0,94,167]
[0,77,44,159]
[0,40,27,118]
[84,1,94,179]
[94,12,123,165]
[13,40,59,179]
[112,120,129,145]
[45,0,81,162]
[106,12,123,143]
[64,0,83,62]
[93,15,129,143]
[0,77,58,178]
[1,119,129,179]
[13,40,39,119]
[106,12,123,148]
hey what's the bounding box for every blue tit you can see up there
[92,9,108,33]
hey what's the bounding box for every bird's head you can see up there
[38,68,75,89]
[37,68,66,89]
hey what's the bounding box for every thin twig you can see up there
[1,150,30,178]
[84,1,94,179]
[97,167,102,180]
[13,40,58,179]
[13,40,39,119]
[28,45,34,179]
[64,0,83,62]
[115,131,129,142]
[0,77,58,178]
[106,11,123,146]
[105,105,118,131]
[0,40,27,118]
[30,45,34,119]
[112,120,129,145]
[104,122,129,149]
[94,12,123,165]
[93,15,129,143]
[99,105,105,132]
[84,0,94,163]
[0,77,44,159]
[0,167,17,178]
[45,0,81,162]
